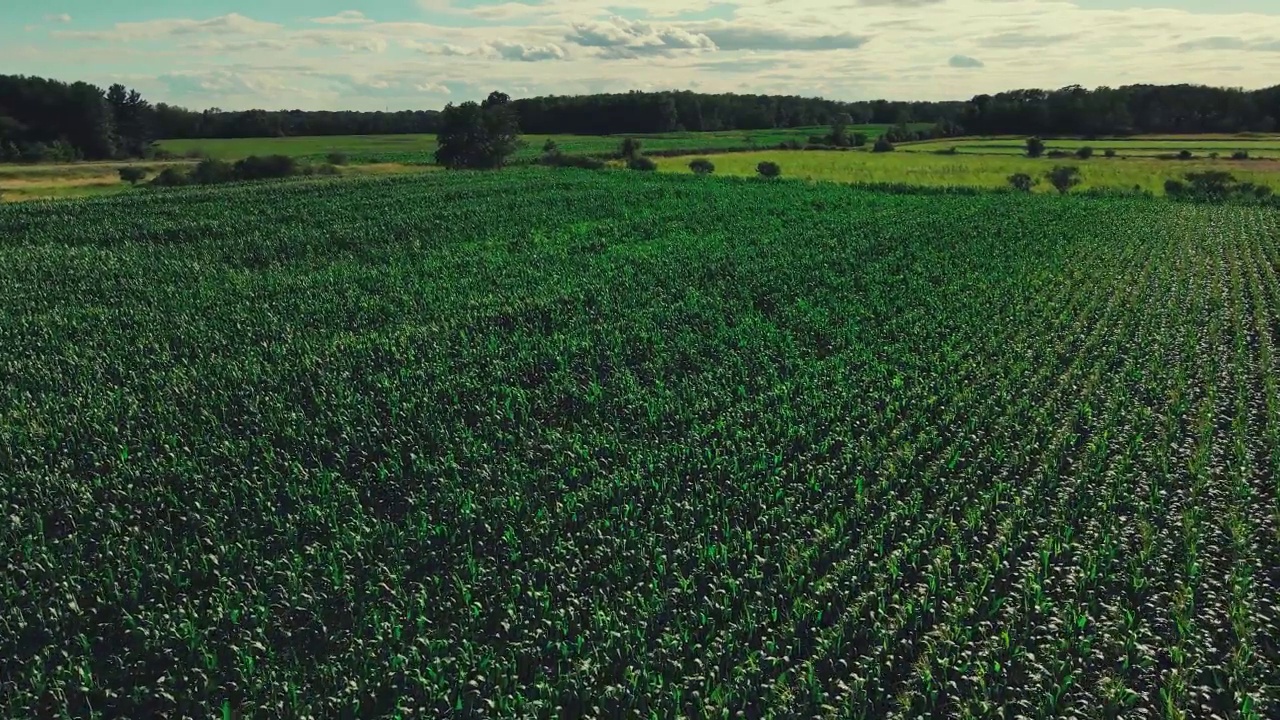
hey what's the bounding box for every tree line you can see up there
[5,72,1280,163]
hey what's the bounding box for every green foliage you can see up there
[326,152,349,166]
[620,137,642,160]
[873,136,896,153]
[688,158,715,175]
[756,160,781,178]
[538,152,605,170]
[1178,149,1194,160]
[1104,149,1117,158]
[2,168,1278,719]
[435,91,521,170]
[118,167,148,185]
[1075,146,1094,159]
[1233,150,1250,160]
[1046,165,1082,194]
[149,166,190,187]
[1026,136,1046,158]
[1007,172,1036,192]
[627,156,657,172]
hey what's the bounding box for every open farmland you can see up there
[656,149,1280,195]
[155,126,904,165]
[900,136,1280,158]
[1,169,1279,718]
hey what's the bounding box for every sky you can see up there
[3,0,1280,111]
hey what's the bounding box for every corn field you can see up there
[1,170,1278,718]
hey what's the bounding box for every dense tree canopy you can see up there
[5,73,1280,163]
[434,91,521,170]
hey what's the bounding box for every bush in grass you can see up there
[233,154,297,181]
[619,137,642,161]
[150,167,191,187]
[627,156,657,172]
[1075,146,1094,159]
[1007,173,1036,192]
[539,153,604,170]
[1232,150,1250,160]
[1026,137,1046,158]
[756,161,781,178]
[1178,149,1194,160]
[1046,165,1082,194]
[1047,150,1071,159]
[1104,149,1117,158]
[118,167,148,185]
[326,152,349,166]
[688,158,715,175]
[872,136,895,153]
[191,158,235,185]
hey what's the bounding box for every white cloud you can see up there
[313,11,374,25]
[27,1,1280,110]
[44,13,72,23]
[54,13,279,41]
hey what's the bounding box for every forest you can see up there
[4,72,1280,162]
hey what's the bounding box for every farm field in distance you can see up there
[153,125,913,165]
[656,148,1280,194]
[901,135,1280,158]
[2,168,1278,718]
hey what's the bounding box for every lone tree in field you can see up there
[1026,137,1046,158]
[757,161,781,179]
[118,167,147,185]
[1007,173,1036,192]
[1075,146,1094,160]
[435,91,520,170]
[689,158,715,175]
[1046,166,1082,195]
[829,113,853,147]
[619,137,642,161]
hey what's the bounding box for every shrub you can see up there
[541,139,558,154]
[627,156,657,172]
[150,167,191,187]
[1164,179,1186,196]
[1007,173,1036,192]
[1104,149,1117,158]
[688,158,715,175]
[619,137,642,160]
[872,136,895,153]
[191,158,236,185]
[1047,150,1071,159]
[852,133,869,148]
[1046,166,1082,195]
[1209,152,1219,160]
[1178,149,1194,160]
[778,139,803,150]
[233,154,297,181]
[539,153,605,170]
[1075,146,1094,160]
[1026,137,1046,158]
[756,161,781,179]
[118,167,148,185]
[1232,150,1250,160]
[326,152,349,166]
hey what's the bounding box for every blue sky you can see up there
[4,0,1280,110]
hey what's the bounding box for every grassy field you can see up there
[2,168,1278,718]
[0,160,429,202]
[154,125,910,165]
[901,135,1280,158]
[656,148,1280,194]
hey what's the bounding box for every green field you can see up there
[902,136,1280,158]
[2,168,1278,718]
[154,125,907,165]
[656,149,1280,194]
